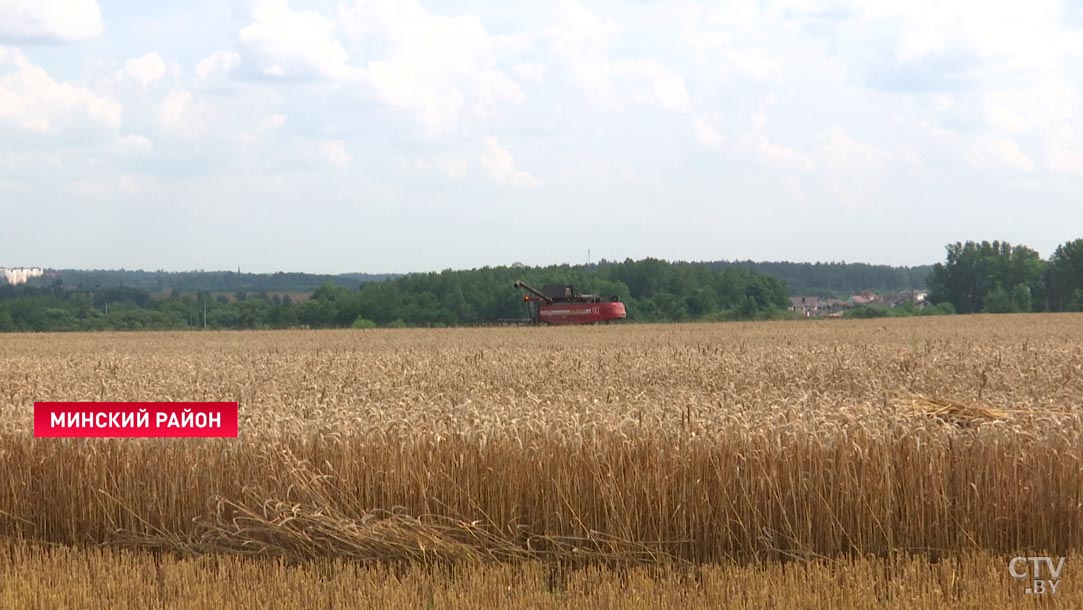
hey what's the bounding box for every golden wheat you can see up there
[1,315,1081,606]
[2,541,1078,610]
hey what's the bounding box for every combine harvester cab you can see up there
[513,281,627,325]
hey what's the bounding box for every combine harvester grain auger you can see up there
[500,280,626,325]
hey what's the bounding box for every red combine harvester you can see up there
[512,280,627,325]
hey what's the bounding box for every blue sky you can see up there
[1,0,1081,273]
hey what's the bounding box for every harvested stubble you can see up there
[0,315,1082,567]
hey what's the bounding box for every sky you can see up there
[1,0,1081,274]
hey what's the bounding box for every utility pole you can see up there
[203,298,207,329]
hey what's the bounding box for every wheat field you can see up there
[1,315,1082,607]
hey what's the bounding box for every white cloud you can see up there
[969,136,1036,172]
[68,175,145,197]
[814,128,889,210]
[341,0,524,134]
[869,0,1077,69]
[1048,148,1083,175]
[724,49,782,81]
[514,62,546,81]
[238,0,353,80]
[753,135,814,170]
[259,113,286,131]
[195,50,241,81]
[319,139,350,168]
[0,47,120,134]
[399,154,470,179]
[480,136,540,187]
[363,60,464,133]
[155,88,207,135]
[124,53,165,88]
[773,0,1082,73]
[642,72,689,113]
[980,77,1077,135]
[818,126,886,171]
[402,139,541,186]
[551,1,618,107]
[474,68,524,110]
[684,26,782,81]
[117,134,152,153]
[552,2,690,114]
[0,149,61,170]
[0,0,102,42]
[692,115,724,149]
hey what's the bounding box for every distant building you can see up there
[820,299,853,314]
[790,296,820,317]
[877,289,929,308]
[0,267,43,285]
[849,291,880,306]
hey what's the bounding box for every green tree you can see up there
[1010,284,1032,313]
[1048,238,1083,311]
[928,241,1044,313]
[983,285,1014,313]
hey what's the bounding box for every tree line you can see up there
[927,238,1083,313]
[3,240,1081,332]
[0,258,791,331]
[706,260,933,297]
[36,269,395,292]
[33,261,933,297]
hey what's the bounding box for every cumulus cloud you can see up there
[124,53,166,88]
[480,136,540,187]
[341,0,524,134]
[692,116,724,149]
[6,0,1082,245]
[319,139,350,168]
[473,68,525,109]
[1048,148,1083,175]
[814,127,890,209]
[238,0,353,80]
[513,62,546,81]
[195,50,241,81]
[259,113,286,131]
[551,2,690,113]
[405,137,541,187]
[155,88,208,135]
[774,0,1080,83]
[753,135,814,170]
[0,0,102,42]
[398,153,469,179]
[638,71,689,113]
[818,126,886,171]
[969,136,1036,172]
[684,26,782,81]
[0,46,121,134]
[117,133,152,153]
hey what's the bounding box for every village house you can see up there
[790,296,820,317]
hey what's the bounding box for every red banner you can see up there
[33,402,239,438]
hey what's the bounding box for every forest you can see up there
[928,238,1083,313]
[28,260,930,296]
[0,258,791,331]
[43,269,396,292]
[705,260,933,296]
[2,239,1081,332]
